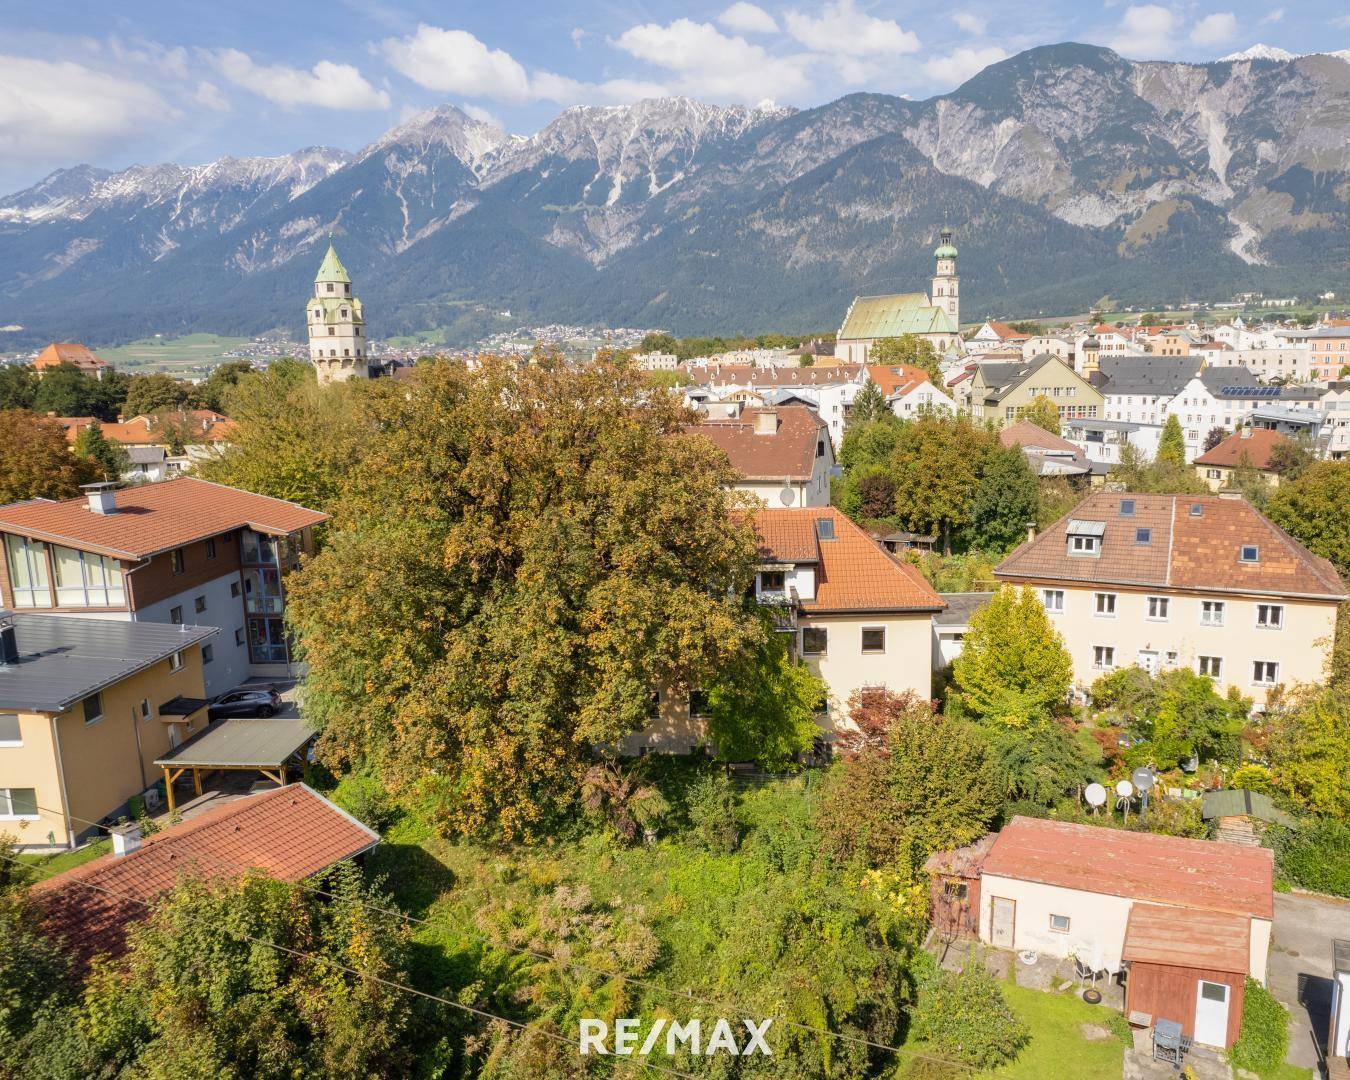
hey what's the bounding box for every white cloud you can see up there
[717,2,780,34]
[460,102,502,127]
[922,45,1008,85]
[1108,5,1181,58]
[952,12,987,35]
[0,56,172,162]
[1190,12,1238,47]
[1331,13,1350,29]
[1260,7,1284,23]
[379,24,586,104]
[784,0,920,57]
[210,49,389,109]
[614,19,811,102]
[193,80,230,111]
[570,27,587,48]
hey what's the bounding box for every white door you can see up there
[990,897,1015,948]
[1137,650,1159,675]
[1193,980,1230,1047]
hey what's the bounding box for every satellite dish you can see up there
[778,487,795,506]
[1131,767,1156,793]
[1084,783,1107,808]
[1115,779,1135,799]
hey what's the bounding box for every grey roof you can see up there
[934,591,993,627]
[154,718,314,768]
[126,446,166,465]
[976,354,1062,400]
[1251,404,1323,425]
[1198,366,1259,394]
[1098,356,1200,396]
[1275,385,1328,402]
[1065,417,1147,432]
[1200,789,1294,827]
[0,615,217,713]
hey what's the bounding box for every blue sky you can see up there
[1,0,1346,192]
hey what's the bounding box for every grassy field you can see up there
[17,837,110,875]
[988,983,1128,1078]
[94,333,252,373]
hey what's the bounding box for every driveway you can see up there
[1269,890,1350,1072]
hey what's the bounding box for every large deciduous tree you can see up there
[286,357,769,839]
[889,414,997,553]
[870,334,943,384]
[1265,686,1350,820]
[1267,461,1350,575]
[0,410,95,503]
[1020,395,1061,435]
[968,445,1041,553]
[0,365,37,411]
[31,364,122,422]
[121,372,195,417]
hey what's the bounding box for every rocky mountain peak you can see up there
[361,104,509,176]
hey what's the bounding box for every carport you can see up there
[153,719,315,812]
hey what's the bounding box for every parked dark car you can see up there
[207,686,282,720]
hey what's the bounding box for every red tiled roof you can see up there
[1123,903,1251,973]
[33,342,106,371]
[981,321,1026,341]
[995,491,1345,600]
[1193,428,1288,471]
[999,419,1082,456]
[31,784,380,964]
[982,817,1273,920]
[0,476,328,559]
[685,406,828,482]
[753,506,945,613]
[866,364,932,397]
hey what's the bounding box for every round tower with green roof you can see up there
[306,238,369,385]
[931,225,959,328]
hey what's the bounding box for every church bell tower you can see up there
[931,226,959,327]
[307,239,369,385]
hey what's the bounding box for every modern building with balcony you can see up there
[0,478,327,696]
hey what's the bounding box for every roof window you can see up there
[815,518,835,541]
[1135,527,1151,544]
[1120,499,1135,516]
[1189,504,1203,517]
[1240,545,1259,563]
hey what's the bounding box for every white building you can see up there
[307,241,372,385]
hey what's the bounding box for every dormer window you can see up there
[1070,535,1099,555]
[1066,519,1104,557]
[1240,545,1259,563]
[326,283,335,293]
[1120,499,1135,516]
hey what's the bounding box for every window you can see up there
[1256,604,1283,629]
[801,627,828,655]
[230,581,241,598]
[235,627,245,646]
[1049,914,1071,933]
[1042,589,1065,614]
[943,881,968,900]
[0,713,20,746]
[1199,656,1223,678]
[205,538,216,559]
[1147,596,1170,620]
[170,605,183,625]
[1069,535,1099,555]
[1252,660,1279,686]
[1120,499,1135,516]
[1094,592,1116,616]
[1093,645,1115,669]
[139,699,152,721]
[861,628,886,654]
[194,595,206,614]
[1206,468,1222,480]
[171,549,185,574]
[815,518,835,541]
[326,282,334,292]
[647,690,661,718]
[51,546,125,607]
[1240,545,1259,563]
[202,644,214,664]
[1135,527,1151,544]
[169,650,183,672]
[82,693,103,725]
[0,788,37,819]
[688,689,710,716]
[1201,600,1225,626]
[759,570,786,593]
[4,535,52,607]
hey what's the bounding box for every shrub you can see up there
[1229,978,1289,1074]
[331,772,396,830]
[1271,817,1350,897]
[685,772,739,853]
[909,961,1028,1068]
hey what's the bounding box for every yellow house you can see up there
[961,354,1103,426]
[0,611,216,850]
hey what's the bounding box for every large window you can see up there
[52,546,125,607]
[0,787,37,819]
[1094,592,1116,617]
[0,713,20,746]
[801,627,828,655]
[861,627,886,654]
[1042,589,1065,614]
[1256,604,1284,629]
[4,535,52,607]
[248,616,289,664]
[1201,600,1225,627]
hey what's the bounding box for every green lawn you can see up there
[17,838,110,875]
[95,333,251,372]
[988,983,1127,1079]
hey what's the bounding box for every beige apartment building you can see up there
[0,612,215,850]
[959,354,1103,426]
[687,405,835,508]
[995,492,1344,705]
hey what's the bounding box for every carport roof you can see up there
[154,718,313,768]
[1123,903,1251,974]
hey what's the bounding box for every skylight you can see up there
[816,518,835,541]
[1120,499,1135,516]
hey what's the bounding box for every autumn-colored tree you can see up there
[952,585,1072,728]
[1202,426,1227,453]
[0,410,95,503]
[1268,436,1315,482]
[197,359,256,412]
[1265,686,1350,820]
[1157,414,1187,469]
[1267,461,1350,575]
[889,413,998,552]
[72,420,130,482]
[853,467,898,521]
[286,357,771,839]
[870,334,942,384]
[1020,395,1061,435]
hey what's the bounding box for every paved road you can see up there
[1269,890,1350,1072]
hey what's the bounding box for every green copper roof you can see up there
[839,293,957,339]
[934,243,959,259]
[315,241,350,284]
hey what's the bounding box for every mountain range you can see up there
[1,42,1348,349]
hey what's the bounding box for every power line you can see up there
[0,848,699,1080]
[19,798,978,1073]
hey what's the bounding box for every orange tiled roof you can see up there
[866,363,932,397]
[754,506,945,613]
[995,491,1344,600]
[1193,428,1288,471]
[686,406,827,482]
[983,817,1273,920]
[32,784,379,964]
[999,419,1083,456]
[33,342,106,371]
[0,476,328,559]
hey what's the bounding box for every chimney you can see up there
[81,482,119,515]
[110,820,141,857]
[1025,521,1038,544]
[0,610,17,666]
[1240,427,1252,439]
[755,408,780,436]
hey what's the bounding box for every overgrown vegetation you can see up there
[1229,978,1290,1075]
